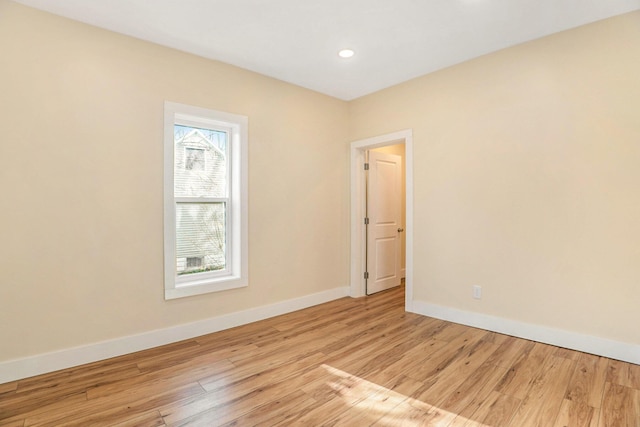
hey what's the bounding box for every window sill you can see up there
[164,275,247,300]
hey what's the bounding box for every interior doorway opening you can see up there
[350,130,413,310]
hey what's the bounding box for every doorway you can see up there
[350,130,413,310]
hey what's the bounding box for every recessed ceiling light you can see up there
[338,49,355,59]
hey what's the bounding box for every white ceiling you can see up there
[13,0,640,100]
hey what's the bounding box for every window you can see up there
[164,102,248,299]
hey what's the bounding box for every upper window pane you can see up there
[174,125,227,198]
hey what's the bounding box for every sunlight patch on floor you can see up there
[322,364,491,426]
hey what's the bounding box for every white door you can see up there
[366,150,402,295]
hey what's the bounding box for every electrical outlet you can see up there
[473,285,482,300]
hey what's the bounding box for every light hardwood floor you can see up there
[1,285,639,426]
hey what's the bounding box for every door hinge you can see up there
[364,217,369,225]
[364,271,369,280]
[364,162,369,170]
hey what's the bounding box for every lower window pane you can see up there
[176,203,226,275]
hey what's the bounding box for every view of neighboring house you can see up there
[173,127,228,275]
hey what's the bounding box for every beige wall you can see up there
[350,11,640,345]
[372,144,406,272]
[0,1,349,361]
[2,0,639,367]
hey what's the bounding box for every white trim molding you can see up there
[0,286,349,384]
[411,300,640,365]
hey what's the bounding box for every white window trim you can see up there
[164,101,248,299]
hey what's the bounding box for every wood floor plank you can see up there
[199,350,325,394]
[565,353,609,408]
[317,310,429,358]
[454,419,490,427]
[85,340,201,372]
[429,322,476,343]
[201,351,326,394]
[193,326,282,355]
[269,303,352,331]
[599,382,640,427]
[0,391,88,426]
[298,362,374,410]
[412,339,500,408]
[359,338,449,389]
[507,355,576,427]
[24,382,204,427]
[608,360,640,391]
[0,389,88,422]
[482,331,510,346]
[370,398,449,427]
[0,383,17,396]
[162,359,336,425]
[318,375,421,426]
[439,360,510,419]
[135,340,253,374]
[2,286,638,426]
[12,358,141,398]
[109,410,166,427]
[407,400,459,426]
[302,364,423,426]
[166,390,312,427]
[405,327,488,384]
[351,322,455,381]
[285,393,357,426]
[494,341,555,400]
[279,306,364,334]
[86,356,235,400]
[161,352,325,424]
[484,337,535,369]
[320,318,431,377]
[219,390,317,427]
[227,321,345,366]
[628,364,640,390]
[555,346,582,361]
[7,364,142,416]
[553,399,598,427]
[460,391,521,427]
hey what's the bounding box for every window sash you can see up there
[174,199,231,284]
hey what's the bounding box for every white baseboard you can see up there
[410,300,640,365]
[0,286,350,384]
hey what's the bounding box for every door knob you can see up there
[397,228,404,233]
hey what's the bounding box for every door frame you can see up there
[350,129,413,311]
